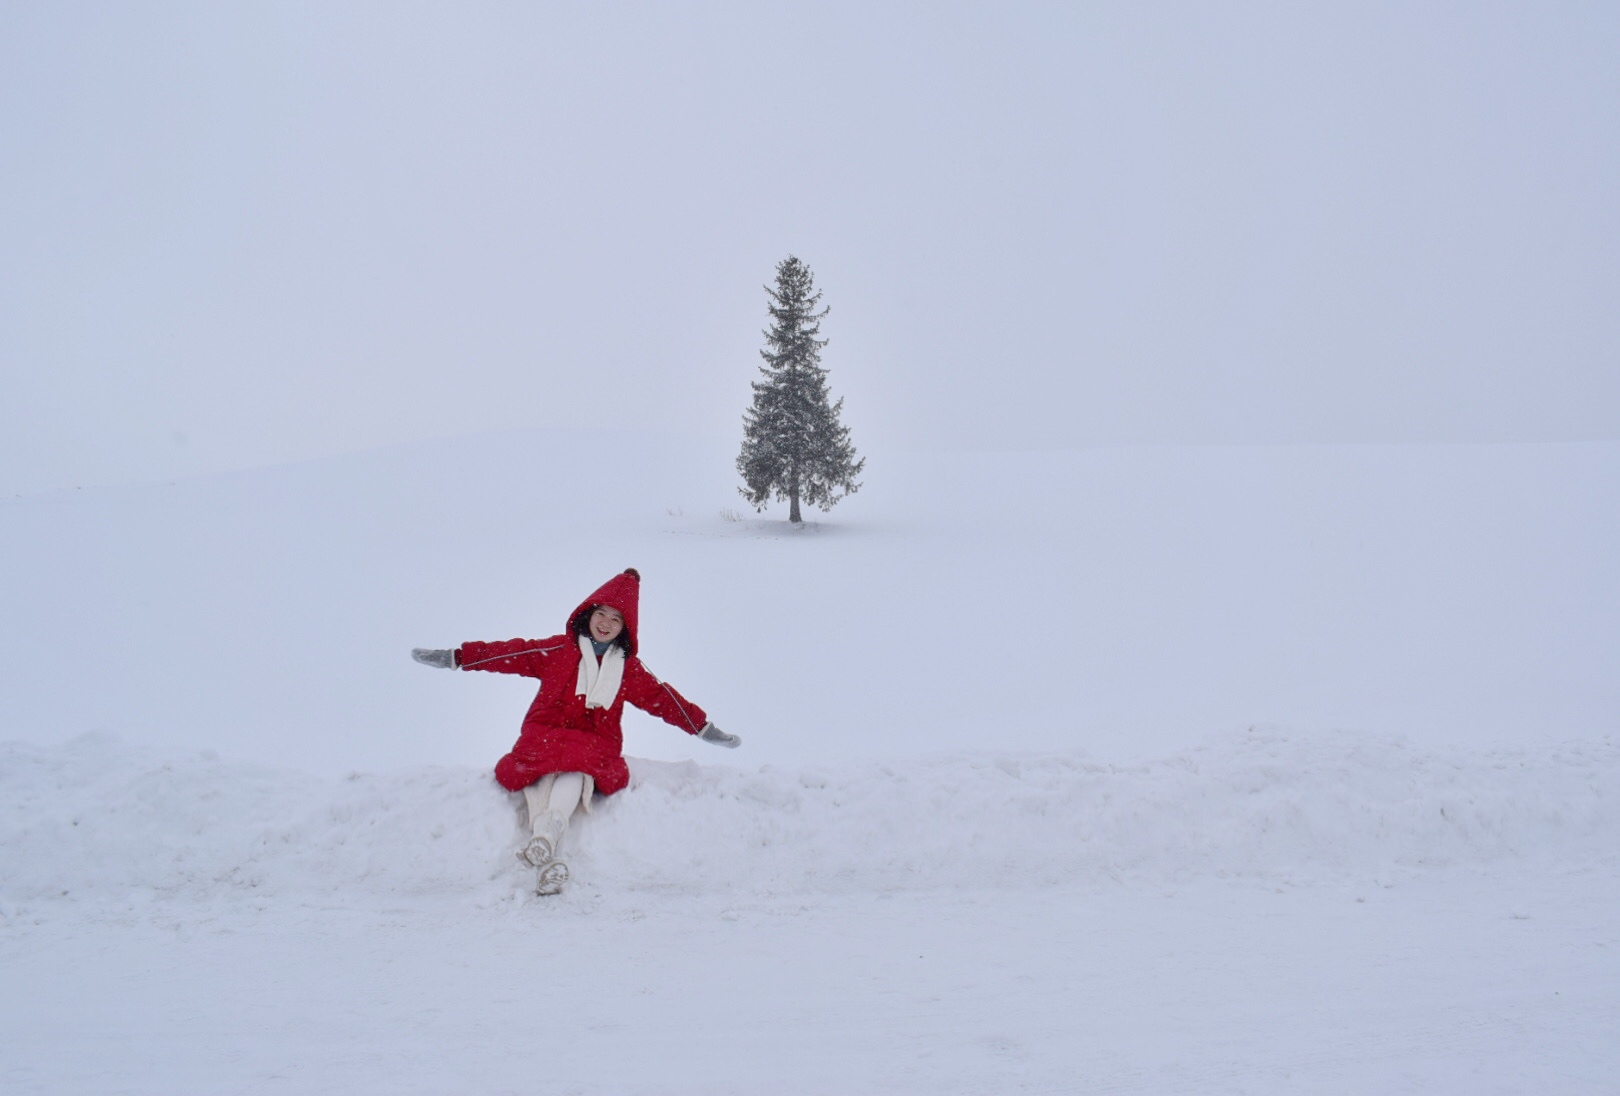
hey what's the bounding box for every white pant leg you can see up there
[523,771,588,853]
[547,772,587,818]
[522,774,557,834]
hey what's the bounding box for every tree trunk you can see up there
[789,484,802,524]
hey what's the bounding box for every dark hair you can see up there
[571,604,631,653]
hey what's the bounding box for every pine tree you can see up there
[737,256,864,524]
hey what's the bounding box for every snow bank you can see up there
[4,728,1614,920]
[0,733,519,918]
[599,728,1620,896]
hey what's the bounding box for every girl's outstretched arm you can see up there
[455,636,569,678]
[621,659,709,736]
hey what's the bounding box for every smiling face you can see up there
[588,606,625,644]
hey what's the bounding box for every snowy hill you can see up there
[2,433,1617,1093]
[3,432,1616,775]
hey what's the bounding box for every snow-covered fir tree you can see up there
[737,256,864,524]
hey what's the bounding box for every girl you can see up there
[412,568,739,894]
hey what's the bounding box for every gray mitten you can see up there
[411,648,457,669]
[698,723,741,749]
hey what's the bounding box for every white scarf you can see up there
[575,635,626,710]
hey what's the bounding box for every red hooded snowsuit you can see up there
[458,569,708,796]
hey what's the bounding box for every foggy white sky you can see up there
[3,2,1617,495]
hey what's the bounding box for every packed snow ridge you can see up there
[4,727,1614,921]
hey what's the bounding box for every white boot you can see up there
[534,858,570,896]
[517,810,569,868]
[518,773,587,893]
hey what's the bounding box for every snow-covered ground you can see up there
[3,729,1616,1093]
[2,434,1617,1093]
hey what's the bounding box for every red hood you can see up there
[567,568,642,656]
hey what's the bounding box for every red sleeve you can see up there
[455,636,569,679]
[621,659,708,735]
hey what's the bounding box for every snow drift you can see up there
[5,728,1614,921]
